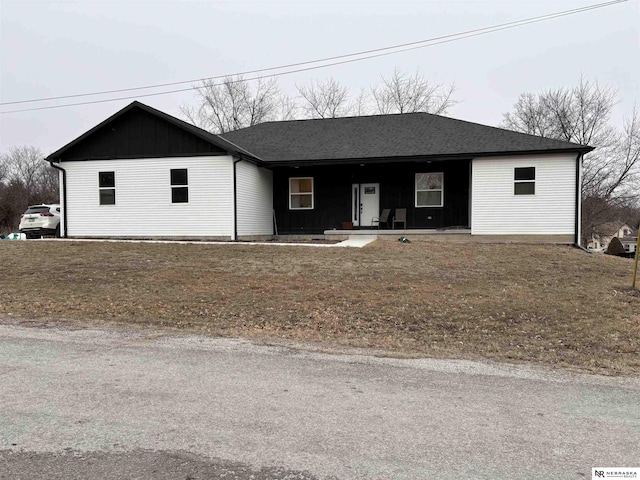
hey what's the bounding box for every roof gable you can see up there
[47,101,261,162]
[594,222,632,236]
[221,112,593,164]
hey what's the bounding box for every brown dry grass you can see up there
[1,239,639,375]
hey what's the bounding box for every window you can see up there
[415,172,443,207]
[289,177,313,209]
[171,168,188,203]
[24,206,51,214]
[99,171,115,205]
[514,167,535,195]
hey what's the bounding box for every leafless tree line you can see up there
[181,68,458,133]
[0,146,59,234]
[501,78,640,245]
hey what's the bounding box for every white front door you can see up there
[352,183,380,227]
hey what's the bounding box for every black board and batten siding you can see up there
[272,159,470,234]
[57,108,227,161]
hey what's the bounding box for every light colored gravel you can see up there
[1,323,639,480]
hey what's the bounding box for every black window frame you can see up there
[98,171,116,205]
[170,168,189,204]
[25,206,50,214]
[514,167,535,195]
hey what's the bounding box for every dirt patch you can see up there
[1,239,638,375]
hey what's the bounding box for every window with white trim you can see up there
[415,172,443,207]
[98,171,115,205]
[171,168,188,203]
[514,167,535,195]
[289,177,314,209]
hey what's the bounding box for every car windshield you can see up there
[25,206,50,214]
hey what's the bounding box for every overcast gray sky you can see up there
[1,0,638,155]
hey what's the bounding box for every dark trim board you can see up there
[261,148,594,167]
[575,153,582,245]
[272,159,470,234]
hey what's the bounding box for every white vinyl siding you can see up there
[236,161,274,237]
[471,154,576,235]
[63,156,234,237]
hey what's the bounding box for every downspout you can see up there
[232,157,243,241]
[575,153,583,247]
[48,160,68,238]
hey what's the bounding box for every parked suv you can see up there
[19,204,61,239]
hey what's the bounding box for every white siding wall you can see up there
[236,161,274,237]
[471,154,577,235]
[63,156,234,237]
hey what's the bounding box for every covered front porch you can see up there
[271,158,471,234]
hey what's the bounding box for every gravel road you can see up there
[1,324,638,479]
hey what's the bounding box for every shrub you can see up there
[605,237,626,256]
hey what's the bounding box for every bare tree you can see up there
[277,95,299,121]
[294,70,457,119]
[501,78,640,244]
[3,145,59,200]
[181,75,284,133]
[0,146,59,233]
[183,69,459,130]
[502,78,617,147]
[351,88,372,117]
[296,78,352,119]
[0,155,6,184]
[371,68,457,115]
[583,107,640,201]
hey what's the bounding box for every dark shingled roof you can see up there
[221,112,593,165]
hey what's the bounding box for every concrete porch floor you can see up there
[324,228,472,242]
[323,229,575,244]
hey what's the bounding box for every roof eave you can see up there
[262,146,595,167]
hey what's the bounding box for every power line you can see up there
[2,0,624,107]
[0,0,627,114]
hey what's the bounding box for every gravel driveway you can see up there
[1,324,638,479]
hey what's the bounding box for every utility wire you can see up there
[1,0,624,107]
[1,0,626,107]
[0,0,627,114]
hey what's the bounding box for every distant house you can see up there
[621,235,638,255]
[620,228,639,256]
[45,101,593,242]
[588,222,637,252]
